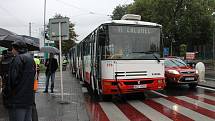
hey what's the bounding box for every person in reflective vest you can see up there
[34,56,40,80]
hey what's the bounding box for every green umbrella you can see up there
[0,46,7,54]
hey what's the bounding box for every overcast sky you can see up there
[0,0,133,41]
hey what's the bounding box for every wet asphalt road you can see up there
[83,83,215,121]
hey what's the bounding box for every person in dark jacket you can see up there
[0,50,13,107]
[44,53,58,93]
[5,40,36,121]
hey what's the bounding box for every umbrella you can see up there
[0,28,16,36]
[0,35,39,51]
[21,35,40,45]
[40,46,59,54]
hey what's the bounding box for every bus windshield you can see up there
[103,25,161,59]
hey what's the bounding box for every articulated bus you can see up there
[70,14,166,99]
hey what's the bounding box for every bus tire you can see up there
[101,94,112,101]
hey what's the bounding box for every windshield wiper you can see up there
[132,51,160,63]
[152,54,160,63]
[174,59,187,66]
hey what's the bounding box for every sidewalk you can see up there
[198,68,215,89]
[0,70,89,121]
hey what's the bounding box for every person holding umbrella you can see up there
[0,50,13,107]
[44,53,58,93]
[5,40,36,121]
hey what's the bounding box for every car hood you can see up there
[165,66,195,72]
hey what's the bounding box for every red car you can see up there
[164,57,199,88]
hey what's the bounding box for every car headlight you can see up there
[168,70,180,75]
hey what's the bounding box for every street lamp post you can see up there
[43,0,46,47]
[170,38,175,56]
[212,12,215,68]
[171,39,173,56]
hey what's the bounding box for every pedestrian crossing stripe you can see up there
[129,100,172,121]
[187,95,215,106]
[143,99,193,121]
[84,95,109,121]
[85,93,215,121]
[100,102,130,121]
[207,93,215,97]
[198,94,215,101]
[176,96,215,112]
[114,102,151,121]
[155,98,215,121]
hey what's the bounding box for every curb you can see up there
[197,84,215,89]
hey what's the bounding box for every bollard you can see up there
[195,62,205,82]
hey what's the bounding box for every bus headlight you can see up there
[168,70,180,75]
[158,80,163,84]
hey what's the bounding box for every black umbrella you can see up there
[0,35,39,51]
[40,46,59,54]
[0,28,16,36]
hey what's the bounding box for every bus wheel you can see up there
[101,94,112,101]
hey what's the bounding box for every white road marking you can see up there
[176,96,215,111]
[100,102,130,121]
[153,98,215,121]
[197,86,215,91]
[128,100,172,121]
[198,94,215,101]
[205,78,215,81]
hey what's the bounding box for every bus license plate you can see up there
[185,77,194,81]
[134,85,146,89]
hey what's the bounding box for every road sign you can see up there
[49,17,69,41]
[163,48,169,57]
[48,17,70,103]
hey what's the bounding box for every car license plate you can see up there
[185,77,194,81]
[133,85,146,89]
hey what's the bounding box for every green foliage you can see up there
[112,0,215,56]
[179,44,187,57]
[51,14,77,54]
[111,5,130,20]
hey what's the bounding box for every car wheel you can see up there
[189,83,197,89]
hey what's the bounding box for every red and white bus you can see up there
[70,14,166,99]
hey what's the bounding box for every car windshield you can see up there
[164,58,187,67]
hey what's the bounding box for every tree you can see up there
[51,14,78,54]
[111,5,130,20]
[180,44,187,57]
[111,0,215,56]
